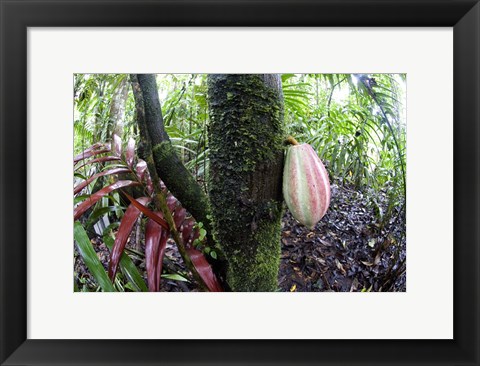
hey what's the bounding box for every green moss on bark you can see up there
[207,74,285,292]
[225,203,283,291]
[151,141,211,231]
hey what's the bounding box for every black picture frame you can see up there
[1,1,479,365]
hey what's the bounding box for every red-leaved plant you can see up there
[74,135,222,292]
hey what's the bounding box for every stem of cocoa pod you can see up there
[285,136,299,146]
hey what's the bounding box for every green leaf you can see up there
[281,74,296,82]
[74,221,115,292]
[74,194,90,204]
[86,206,122,226]
[74,172,88,180]
[161,273,190,282]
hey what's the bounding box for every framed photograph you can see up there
[1,0,479,365]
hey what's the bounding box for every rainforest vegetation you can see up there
[74,73,406,292]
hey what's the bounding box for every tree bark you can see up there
[135,74,213,235]
[109,76,129,140]
[133,74,229,287]
[130,74,213,290]
[207,74,285,291]
[93,79,106,142]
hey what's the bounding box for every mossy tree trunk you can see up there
[207,74,285,291]
[134,74,213,235]
[131,74,227,287]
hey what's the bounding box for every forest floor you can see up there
[278,183,406,292]
[75,183,406,292]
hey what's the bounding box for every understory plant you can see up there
[74,134,222,292]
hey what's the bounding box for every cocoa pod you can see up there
[283,143,331,229]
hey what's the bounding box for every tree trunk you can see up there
[132,74,229,287]
[135,74,213,234]
[130,74,214,290]
[93,79,106,142]
[207,74,285,291]
[109,76,129,140]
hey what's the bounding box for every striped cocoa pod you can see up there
[283,143,330,229]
